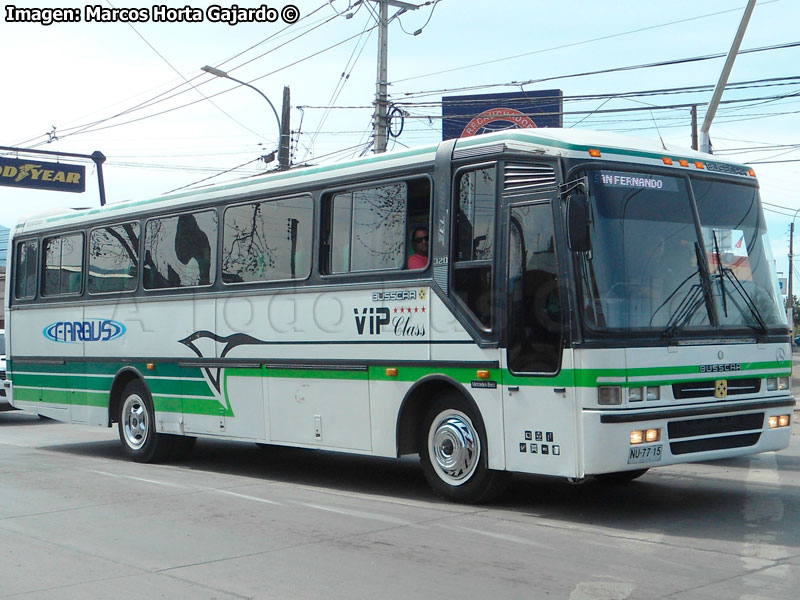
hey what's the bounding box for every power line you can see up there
[392,1,783,85]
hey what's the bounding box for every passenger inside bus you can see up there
[407,226,429,269]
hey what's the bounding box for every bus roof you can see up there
[13,128,754,235]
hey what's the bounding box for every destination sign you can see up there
[594,170,679,192]
[0,156,85,193]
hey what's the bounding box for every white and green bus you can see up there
[3,129,794,502]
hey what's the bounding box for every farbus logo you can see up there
[353,307,390,335]
[44,319,126,343]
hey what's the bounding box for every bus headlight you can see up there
[630,428,661,444]
[598,386,622,405]
[778,377,790,391]
[769,414,792,428]
[646,386,660,401]
[766,378,777,391]
[627,387,643,402]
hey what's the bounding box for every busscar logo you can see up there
[699,363,741,373]
[44,319,126,343]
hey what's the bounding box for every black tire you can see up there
[594,468,649,483]
[117,380,174,463]
[419,392,508,504]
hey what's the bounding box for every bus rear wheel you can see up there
[118,380,173,463]
[419,393,508,504]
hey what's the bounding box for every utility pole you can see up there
[690,105,698,151]
[373,0,389,153]
[279,86,291,170]
[790,222,794,310]
[700,0,757,153]
[370,1,419,153]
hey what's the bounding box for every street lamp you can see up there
[201,65,288,170]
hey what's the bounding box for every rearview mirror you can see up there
[567,193,591,252]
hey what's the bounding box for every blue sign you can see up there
[0,156,85,193]
[44,319,126,343]
[442,90,563,140]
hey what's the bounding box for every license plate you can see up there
[628,444,662,464]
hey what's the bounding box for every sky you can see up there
[2,0,799,283]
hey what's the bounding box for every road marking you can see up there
[568,581,635,599]
[89,469,187,488]
[214,489,281,505]
[434,522,548,548]
[299,502,412,525]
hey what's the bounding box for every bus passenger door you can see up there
[501,200,579,478]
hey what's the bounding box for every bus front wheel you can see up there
[419,393,508,503]
[117,380,173,463]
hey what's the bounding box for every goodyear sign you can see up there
[0,156,85,193]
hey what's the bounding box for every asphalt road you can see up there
[1,411,799,600]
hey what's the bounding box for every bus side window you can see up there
[41,233,84,297]
[453,167,496,329]
[14,239,39,300]
[144,211,217,290]
[324,181,424,274]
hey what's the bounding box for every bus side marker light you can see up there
[662,157,674,165]
[679,159,689,167]
[385,368,398,377]
[589,148,602,157]
[477,370,491,380]
[146,363,156,371]
[694,161,705,169]
[748,169,756,177]
[598,386,622,405]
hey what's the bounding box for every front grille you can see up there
[673,378,760,399]
[671,433,761,455]
[668,413,763,438]
[667,412,763,455]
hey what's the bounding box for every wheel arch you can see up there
[395,374,482,457]
[108,367,149,426]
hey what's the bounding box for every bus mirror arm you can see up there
[567,193,591,253]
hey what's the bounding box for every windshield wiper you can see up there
[658,243,718,338]
[712,231,728,318]
[660,281,707,338]
[718,264,768,333]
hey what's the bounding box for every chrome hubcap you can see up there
[429,410,479,486]
[122,394,149,450]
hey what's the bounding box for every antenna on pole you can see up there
[699,0,757,154]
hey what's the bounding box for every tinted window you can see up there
[222,196,313,283]
[144,211,217,289]
[328,182,407,273]
[89,223,140,293]
[14,239,38,300]
[42,233,83,296]
[453,167,496,329]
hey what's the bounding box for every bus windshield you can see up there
[576,169,786,335]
